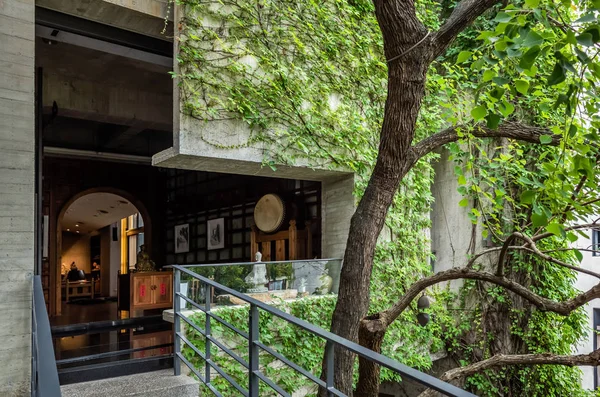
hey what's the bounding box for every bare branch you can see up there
[383,267,600,324]
[418,349,600,397]
[532,222,599,242]
[513,232,600,279]
[430,0,502,60]
[410,122,559,161]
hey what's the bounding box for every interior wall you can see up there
[164,169,322,265]
[62,233,91,274]
[109,222,121,297]
[43,157,166,316]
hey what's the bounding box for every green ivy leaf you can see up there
[547,63,566,86]
[515,79,530,95]
[532,212,548,228]
[486,113,501,129]
[519,45,541,70]
[539,134,553,144]
[525,0,540,7]
[457,51,473,64]
[523,31,544,47]
[495,12,513,23]
[520,190,536,204]
[577,33,595,47]
[459,198,469,207]
[546,223,565,237]
[471,105,487,121]
[575,13,597,23]
[574,249,584,263]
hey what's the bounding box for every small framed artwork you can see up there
[207,218,225,250]
[174,224,190,254]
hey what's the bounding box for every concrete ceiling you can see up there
[61,192,139,234]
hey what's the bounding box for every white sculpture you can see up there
[246,251,268,292]
[298,278,307,293]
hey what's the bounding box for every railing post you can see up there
[325,341,334,397]
[205,282,212,384]
[173,268,181,376]
[249,304,260,396]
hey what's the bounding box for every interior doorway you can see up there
[53,190,148,326]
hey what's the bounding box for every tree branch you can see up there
[512,232,600,279]
[383,267,600,324]
[410,122,560,161]
[418,349,600,397]
[430,0,502,59]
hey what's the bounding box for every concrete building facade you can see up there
[0,1,355,395]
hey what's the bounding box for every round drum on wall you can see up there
[254,194,286,233]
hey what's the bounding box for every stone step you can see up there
[60,369,198,397]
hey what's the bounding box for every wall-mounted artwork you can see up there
[207,218,225,250]
[175,224,190,254]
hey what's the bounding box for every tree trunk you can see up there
[319,2,429,394]
[356,315,388,397]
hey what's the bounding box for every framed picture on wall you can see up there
[175,224,190,254]
[207,218,225,250]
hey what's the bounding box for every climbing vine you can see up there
[172,0,600,395]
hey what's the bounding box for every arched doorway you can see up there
[54,188,151,323]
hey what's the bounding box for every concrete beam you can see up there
[36,0,173,40]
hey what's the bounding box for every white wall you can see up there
[572,221,600,390]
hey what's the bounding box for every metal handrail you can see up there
[166,258,340,268]
[172,265,476,397]
[32,275,61,397]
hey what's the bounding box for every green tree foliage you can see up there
[173,0,600,395]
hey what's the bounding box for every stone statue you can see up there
[245,251,268,292]
[135,245,156,272]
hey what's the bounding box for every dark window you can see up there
[593,229,600,257]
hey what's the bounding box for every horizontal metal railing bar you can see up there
[206,357,249,397]
[174,266,474,397]
[167,258,340,269]
[210,312,250,340]
[254,341,325,388]
[178,332,249,396]
[55,343,173,365]
[177,332,207,361]
[51,315,165,337]
[206,382,224,397]
[177,352,206,384]
[206,334,249,370]
[179,312,207,337]
[176,292,250,340]
[253,370,291,397]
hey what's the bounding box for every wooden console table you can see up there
[65,280,95,302]
[118,271,173,317]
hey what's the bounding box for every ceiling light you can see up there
[76,231,80,234]
[67,229,70,231]
[75,224,79,227]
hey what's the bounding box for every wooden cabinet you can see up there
[118,271,173,316]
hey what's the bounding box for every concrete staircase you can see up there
[60,369,198,397]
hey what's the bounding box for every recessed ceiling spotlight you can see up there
[76,231,80,234]
[67,229,70,231]
[75,224,79,227]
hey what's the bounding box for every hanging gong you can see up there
[254,194,286,233]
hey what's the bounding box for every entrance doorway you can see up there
[54,191,147,326]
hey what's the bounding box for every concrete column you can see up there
[0,0,35,395]
[321,175,355,292]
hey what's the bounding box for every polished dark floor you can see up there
[50,298,173,384]
[50,300,119,327]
